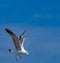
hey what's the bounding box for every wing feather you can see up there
[5,28,20,49]
[19,30,26,45]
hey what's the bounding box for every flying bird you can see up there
[5,28,28,61]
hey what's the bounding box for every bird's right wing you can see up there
[5,28,20,49]
[19,30,26,45]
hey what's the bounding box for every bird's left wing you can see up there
[5,28,20,49]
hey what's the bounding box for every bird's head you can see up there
[9,49,11,52]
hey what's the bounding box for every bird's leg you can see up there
[15,57,18,62]
[19,55,22,59]
[15,54,18,62]
[18,55,22,59]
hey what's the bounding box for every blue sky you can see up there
[0,0,60,63]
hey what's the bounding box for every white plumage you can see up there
[5,28,28,61]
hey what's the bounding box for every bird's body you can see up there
[9,49,27,55]
[5,28,28,61]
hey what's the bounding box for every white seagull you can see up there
[5,28,28,61]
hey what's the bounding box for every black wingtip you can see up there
[5,28,13,34]
[5,28,9,32]
[5,28,9,31]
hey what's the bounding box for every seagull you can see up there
[5,28,28,61]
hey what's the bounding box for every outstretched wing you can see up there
[19,30,26,47]
[5,28,20,49]
[19,31,25,50]
[20,30,26,36]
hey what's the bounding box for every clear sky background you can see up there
[0,0,60,63]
